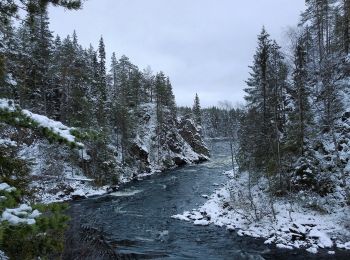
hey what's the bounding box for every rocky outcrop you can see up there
[178,115,210,159]
[131,104,210,172]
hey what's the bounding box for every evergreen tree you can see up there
[96,36,107,128]
[241,27,289,187]
[142,66,154,103]
[243,27,273,173]
[286,33,312,157]
[192,93,202,127]
[0,14,17,99]
[17,2,53,114]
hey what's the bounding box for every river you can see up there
[63,140,349,260]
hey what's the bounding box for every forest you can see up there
[1,0,350,259]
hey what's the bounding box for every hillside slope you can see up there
[0,99,209,203]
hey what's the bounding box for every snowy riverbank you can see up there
[172,170,350,255]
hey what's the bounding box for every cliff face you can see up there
[129,104,209,173]
[178,115,210,159]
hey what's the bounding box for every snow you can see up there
[171,214,191,221]
[337,241,350,250]
[172,170,350,253]
[308,229,333,248]
[194,219,210,226]
[276,244,293,250]
[110,189,143,197]
[1,204,41,225]
[37,178,108,204]
[0,138,17,148]
[0,99,15,112]
[15,140,108,204]
[0,98,83,147]
[306,246,318,254]
[0,183,16,192]
[22,109,83,147]
[0,250,9,260]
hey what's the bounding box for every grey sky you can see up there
[48,0,306,107]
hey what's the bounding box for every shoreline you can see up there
[172,170,350,256]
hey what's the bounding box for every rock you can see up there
[63,186,75,195]
[178,115,210,158]
[173,157,187,166]
[342,112,350,121]
[106,185,118,193]
[71,194,87,201]
[291,232,305,241]
[130,143,149,164]
[290,223,307,237]
[223,202,230,209]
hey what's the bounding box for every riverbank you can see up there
[172,169,350,256]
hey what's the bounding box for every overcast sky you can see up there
[48,0,306,107]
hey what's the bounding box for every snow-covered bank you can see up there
[172,170,350,254]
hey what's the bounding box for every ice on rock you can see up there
[337,241,350,250]
[276,243,294,250]
[171,214,191,221]
[194,219,210,226]
[306,246,318,254]
[308,229,333,248]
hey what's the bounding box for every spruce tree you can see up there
[16,2,53,114]
[287,34,311,156]
[192,93,202,127]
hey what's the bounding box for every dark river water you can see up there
[63,140,349,260]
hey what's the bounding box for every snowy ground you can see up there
[172,170,350,254]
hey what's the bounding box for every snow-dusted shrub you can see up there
[291,153,335,196]
[0,144,31,196]
[0,203,69,259]
[228,175,275,223]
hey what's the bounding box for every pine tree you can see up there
[142,66,154,103]
[287,33,312,156]
[16,2,53,114]
[192,93,202,127]
[109,52,118,99]
[95,36,108,128]
[241,27,289,188]
[47,35,62,119]
[243,27,273,173]
[0,13,17,99]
